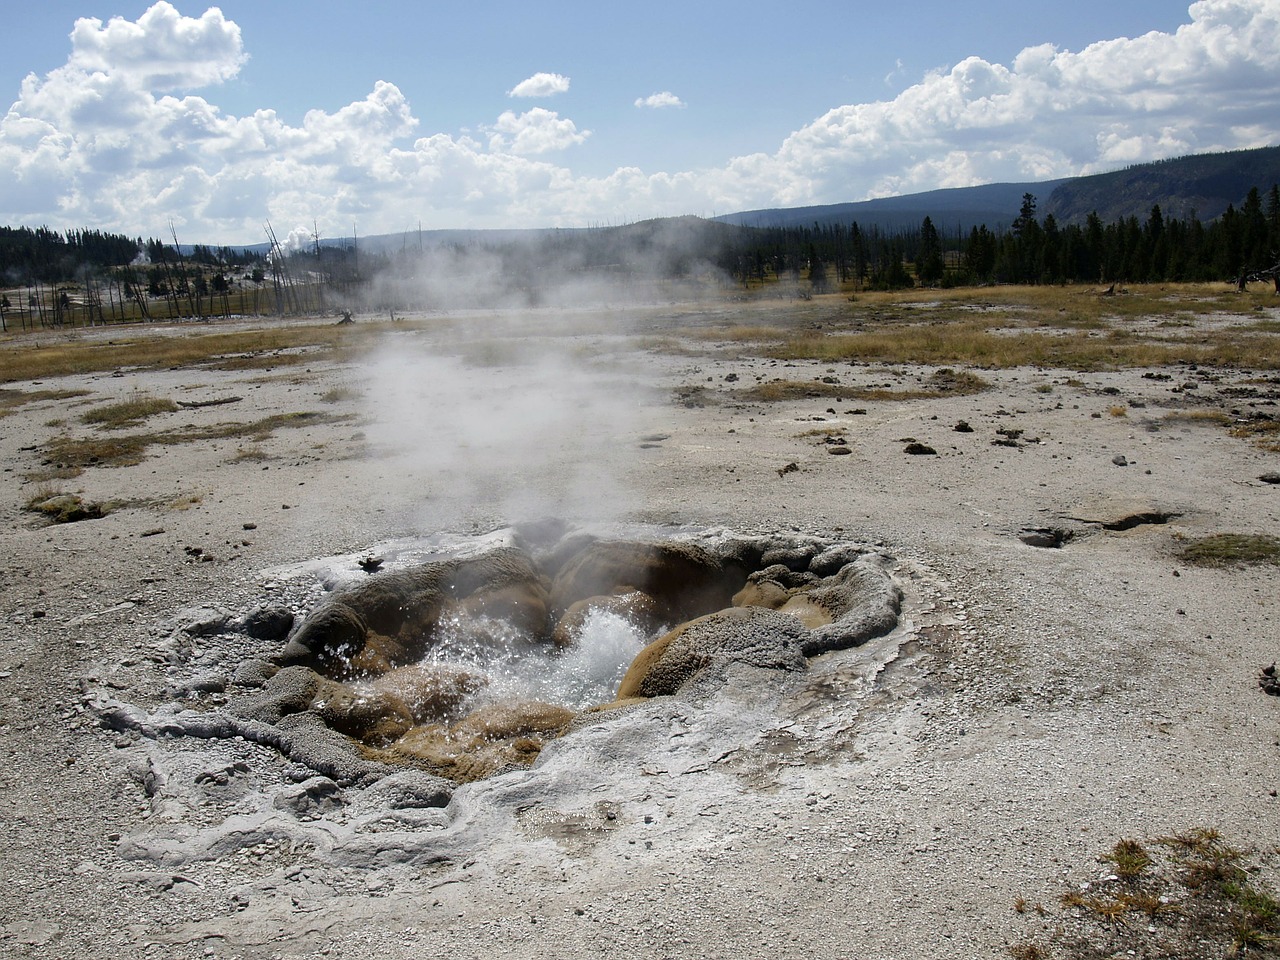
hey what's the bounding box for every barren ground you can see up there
[1,292,1279,959]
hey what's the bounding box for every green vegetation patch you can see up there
[1176,533,1280,567]
[1010,829,1280,959]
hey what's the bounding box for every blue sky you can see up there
[0,1,1274,244]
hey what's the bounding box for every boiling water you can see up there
[419,608,656,712]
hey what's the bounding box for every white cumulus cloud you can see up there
[634,91,685,109]
[695,0,1280,210]
[487,108,590,155]
[2,0,1280,240]
[508,72,571,98]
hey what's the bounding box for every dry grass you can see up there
[81,391,178,428]
[23,487,106,523]
[1162,409,1232,426]
[1103,838,1154,879]
[764,322,1280,371]
[1231,418,1280,452]
[1017,828,1280,959]
[42,410,349,470]
[0,322,385,384]
[797,426,847,438]
[0,387,90,417]
[667,284,1280,372]
[739,367,989,403]
[228,445,273,463]
[1175,533,1280,567]
[320,386,362,403]
[1007,944,1050,960]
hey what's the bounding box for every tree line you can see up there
[3,181,1280,329]
[0,225,262,286]
[719,185,1280,291]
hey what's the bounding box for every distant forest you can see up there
[1,181,1279,326]
[717,186,1280,291]
[0,226,258,285]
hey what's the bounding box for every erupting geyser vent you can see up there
[226,525,904,786]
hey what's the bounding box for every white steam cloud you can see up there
[359,330,649,534]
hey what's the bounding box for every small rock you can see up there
[953,420,974,433]
[240,603,294,641]
[1260,662,1280,697]
[274,777,343,818]
[904,443,937,456]
[1259,472,1280,484]
[1019,527,1074,548]
[168,606,233,637]
[1112,455,1129,466]
[231,658,278,687]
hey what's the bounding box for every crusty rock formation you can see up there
[275,548,551,678]
[226,530,903,788]
[616,606,809,699]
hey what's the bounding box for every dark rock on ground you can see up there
[1020,527,1075,548]
[905,442,937,455]
[239,602,294,641]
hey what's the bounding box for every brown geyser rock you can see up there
[375,700,576,783]
[276,548,551,679]
[232,664,415,746]
[256,533,899,783]
[313,682,415,747]
[616,606,809,699]
[367,663,489,724]
[733,559,903,656]
[549,540,746,623]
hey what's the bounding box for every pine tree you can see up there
[917,216,944,284]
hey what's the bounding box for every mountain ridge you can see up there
[711,145,1280,233]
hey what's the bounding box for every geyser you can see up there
[227,525,904,788]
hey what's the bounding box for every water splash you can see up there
[421,608,654,712]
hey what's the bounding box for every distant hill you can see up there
[711,146,1280,232]
[216,146,1280,258]
[1041,146,1280,223]
[714,180,1068,233]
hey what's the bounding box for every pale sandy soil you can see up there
[1,298,1279,959]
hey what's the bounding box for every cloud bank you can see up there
[2,0,1279,242]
